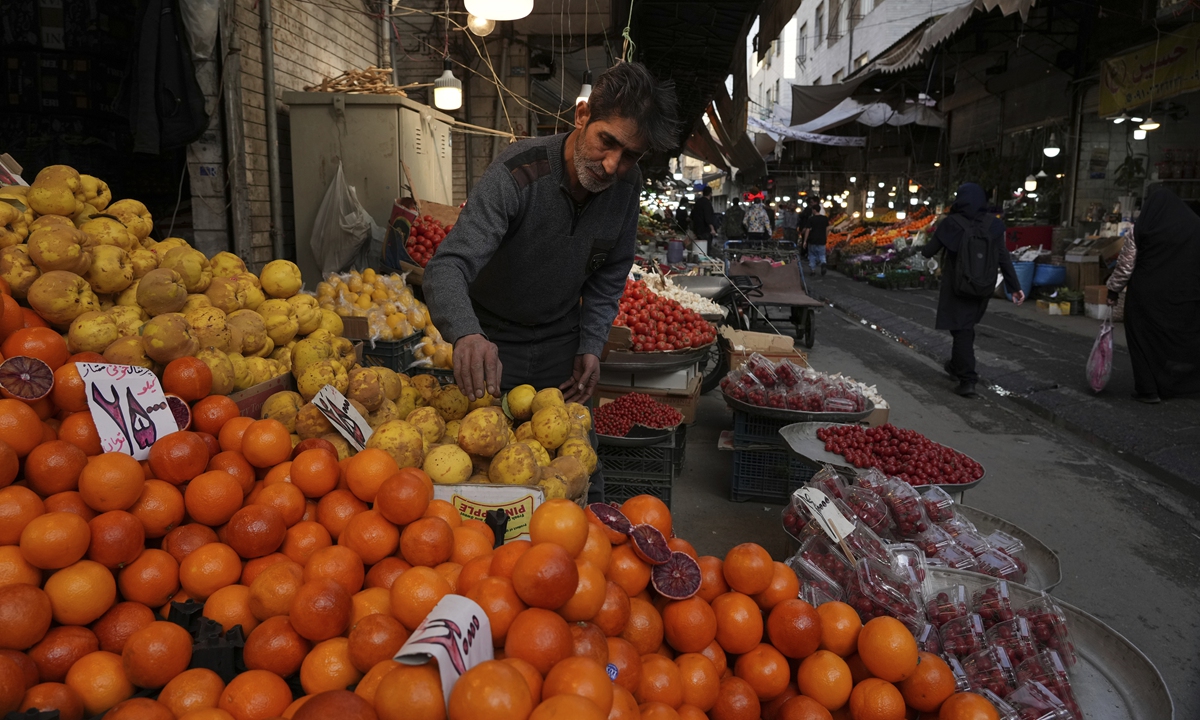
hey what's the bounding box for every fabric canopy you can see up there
[869,0,1037,74]
[748,116,867,147]
[789,77,867,126]
[757,0,804,51]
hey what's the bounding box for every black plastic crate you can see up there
[602,476,672,507]
[597,437,676,480]
[730,447,816,503]
[733,411,792,447]
[672,424,687,476]
[361,331,424,371]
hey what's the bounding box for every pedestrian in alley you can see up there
[781,201,800,244]
[802,198,829,276]
[1105,188,1200,403]
[722,198,746,240]
[922,182,1025,397]
[745,196,771,241]
[691,185,718,254]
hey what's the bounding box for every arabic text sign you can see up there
[312,385,373,452]
[1099,23,1200,117]
[795,487,856,543]
[79,363,179,460]
[394,595,493,705]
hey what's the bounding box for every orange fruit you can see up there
[621,597,664,655]
[856,617,918,683]
[620,496,672,538]
[768,599,822,659]
[347,613,408,674]
[339,510,400,565]
[65,650,134,716]
[607,637,643,693]
[375,471,432,526]
[753,561,801,611]
[636,653,683,708]
[282,521,333,566]
[899,651,957,713]
[662,597,717,653]
[217,669,293,720]
[846,653,873,685]
[184,471,245,527]
[161,524,219,565]
[400,516,455,568]
[252,482,306,527]
[148,431,211,486]
[423,498,462,528]
[43,491,94,522]
[722,543,773,596]
[208,452,256,494]
[776,695,833,720]
[373,662,443,720]
[558,559,606,622]
[710,676,761,720]
[117,549,180,608]
[203,584,259,634]
[299,637,362,694]
[121,621,193,688]
[0,583,52,650]
[530,498,589,557]
[105,696,177,720]
[543,656,614,714]
[531,694,606,720]
[461,518,495,544]
[349,586,392,626]
[570,621,608,665]
[25,440,87,496]
[217,417,254,454]
[292,689,376,720]
[344,449,400,503]
[353,659,400,705]
[315,489,368,540]
[0,398,49,457]
[594,580,632,637]
[1,648,36,690]
[447,659,533,720]
[18,681,87,720]
[290,578,352,641]
[0,440,16,490]
[675,653,720,711]
[667,537,696,558]
[578,523,613,573]
[2,327,68,370]
[456,555,492,596]
[290,449,340,498]
[78,453,145,512]
[179,543,241,600]
[127,480,185,539]
[192,397,239,437]
[734,643,791,701]
[937,691,1001,720]
[242,616,310,678]
[0,545,40,587]
[796,650,852,712]
[466,576,526,647]
[489,539,531,579]
[449,525,493,567]
[225,505,287,560]
[44,560,116,625]
[502,657,543,704]
[0,660,22,716]
[389,566,450,631]
[607,544,651,597]
[20,511,90,569]
[848,677,905,720]
[158,667,225,720]
[816,602,862,657]
[163,358,213,402]
[92,602,156,654]
[0,486,45,545]
[303,545,365,595]
[638,701,680,720]
[239,553,288,587]
[711,592,763,655]
[57,411,102,456]
[0,295,20,341]
[504,608,573,676]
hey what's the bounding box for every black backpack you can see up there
[949,216,999,299]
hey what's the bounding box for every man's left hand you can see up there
[560,353,600,403]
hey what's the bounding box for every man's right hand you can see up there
[453,334,502,400]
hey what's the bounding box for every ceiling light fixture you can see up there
[1133,128,1147,140]
[1024,175,1037,192]
[466,13,496,35]
[465,0,532,21]
[433,61,462,111]
[1139,117,1160,131]
[1043,132,1060,157]
[575,70,592,106]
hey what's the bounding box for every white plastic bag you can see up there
[179,0,220,60]
[1086,318,1113,392]
[310,163,379,275]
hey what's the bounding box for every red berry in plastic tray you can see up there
[1018,596,1076,666]
[912,524,957,557]
[807,467,847,500]
[976,548,1027,584]
[1016,651,1082,719]
[785,552,844,601]
[1006,680,1077,720]
[593,392,682,437]
[844,485,894,537]
[615,279,717,352]
[880,477,932,537]
[913,621,943,655]
[986,617,1039,666]
[934,541,980,572]
[887,542,928,588]
[798,534,856,589]
[815,423,984,485]
[855,468,890,495]
[920,485,957,522]
[940,613,989,658]
[774,360,801,388]
[946,527,994,558]
[926,585,970,628]
[961,645,1017,697]
[744,353,779,387]
[972,581,1016,629]
[843,557,922,626]
[781,502,808,542]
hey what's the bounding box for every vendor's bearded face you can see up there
[574,103,648,193]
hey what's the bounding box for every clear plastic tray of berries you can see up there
[986,531,1032,578]
[721,368,758,402]
[830,509,892,565]
[807,466,848,501]
[880,477,933,539]
[933,541,981,572]
[843,485,895,539]
[855,468,890,495]
[976,548,1027,584]
[972,580,1016,630]
[1005,681,1079,720]
[940,613,990,658]
[765,386,789,410]
[945,526,994,558]
[977,689,1020,720]
[912,523,958,557]
[797,533,857,589]
[744,352,780,388]
[844,556,924,627]
[886,542,930,602]
[784,551,846,602]
[948,657,976,694]
[780,501,809,543]
[1017,596,1076,666]
[822,396,859,413]
[937,509,979,536]
[920,485,957,522]
[801,580,842,608]
[786,384,824,412]
[925,584,970,628]
[1016,651,1081,719]
[912,621,943,654]
[961,645,1018,698]
[986,617,1039,666]
[774,359,803,389]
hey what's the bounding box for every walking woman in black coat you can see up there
[922,183,1025,397]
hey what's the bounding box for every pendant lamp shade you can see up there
[465,0,533,21]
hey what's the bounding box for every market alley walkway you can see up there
[803,271,1200,500]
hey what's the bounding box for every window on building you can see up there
[856,53,869,68]
[832,69,843,83]
[765,41,774,69]
[828,0,840,41]
[774,79,780,107]
[813,77,822,86]
[776,37,782,56]
[798,23,808,63]
[815,3,824,45]
[848,0,862,31]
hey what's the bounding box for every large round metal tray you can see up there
[927,568,1173,720]
[952,505,1061,591]
[600,342,713,372]
[778,422,986,492]
[723,393,876,423]
[597,425,676,447]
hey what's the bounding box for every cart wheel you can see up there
[700,338,728,394]
[800,309,815,348]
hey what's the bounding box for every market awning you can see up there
[863,0,1038,74]
[748,116,866,147]
[785,97,946,135]
[756,0,803,51]
[684,123,730,173]
[789,78,867,126]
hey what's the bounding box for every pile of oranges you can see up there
[0,321,1003,720]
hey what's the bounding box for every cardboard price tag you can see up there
[394,595,493,705]
[435,486,543,542]
[795,487,856,542]
[313,385,373,452]
[79,363,179,460]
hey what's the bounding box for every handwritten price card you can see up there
[79,363,179,460]
[395,595,493,705]
[313,385,373,452]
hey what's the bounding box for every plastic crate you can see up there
[730,447,817,503]
[360,331,424,371]
[407,365,456,384]
[733,411,792,447]
[597,437,677,480]
[672,424,687,476]
[602,476,672,507]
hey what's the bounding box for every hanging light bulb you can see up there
[1133,128,1147,140]
[1043,133,1061,157]
[896,210,906,219]
[908,180,919,193]
[1037,169,1048,178]
[1112,113,1128,124]
[1024,175,1037,192]
[466,13,496,36]
[1130,117,1144,123]
[933,161,941,167]
[703,164,713,173]
[909,196,919,205]
[852,211,860,218]
[1139,117,1160,130]
[464,0,533,21]
[1027,192,1038,199]
[575,70,593,106]
[865,209,874,218]
[433,58,462,111]
[888,201,894,208]
[878,182,885,188]
[849,176,857,183]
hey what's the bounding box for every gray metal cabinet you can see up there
[283,92,454,284]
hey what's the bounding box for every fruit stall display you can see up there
[403,215,453,269]
[638,273,725,318]
[720,353,876,414]
[593,392,683,438]
[613,279,717,353]
[827,209,935,253]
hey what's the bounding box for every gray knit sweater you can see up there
[424,133,640,357]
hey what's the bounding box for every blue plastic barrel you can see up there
[1033,263,1066,287]
[1006,261,1035,299]
[667,241,685,263]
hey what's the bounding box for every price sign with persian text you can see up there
[79,363,179,460]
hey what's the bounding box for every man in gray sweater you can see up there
[424,63,678,402]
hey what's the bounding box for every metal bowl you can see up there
[600,342,714,372]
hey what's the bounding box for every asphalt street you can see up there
[669,303,1200,720]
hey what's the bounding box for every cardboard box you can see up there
[601,326,634,360]
[433,484,545,542]
[1083,285,1108,305]
[598,364,697,390]
[1065,258,1100,291]
[595,375,702,424]
[230,374,297,419]
[865,404,890,428]
[721,327,808,371]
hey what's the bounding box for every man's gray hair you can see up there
[588,62,680,153]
